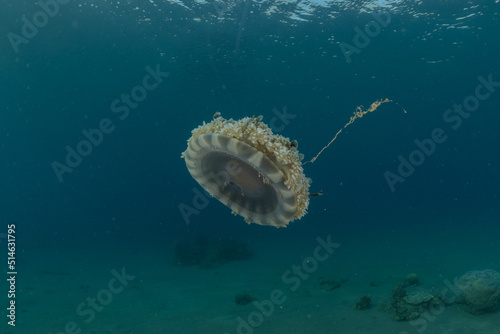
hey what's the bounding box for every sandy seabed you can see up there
[3,223,499,334]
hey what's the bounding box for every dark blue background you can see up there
[0,0,498,255]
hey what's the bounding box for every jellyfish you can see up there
[181,99,391,227]
[181,112,310,227]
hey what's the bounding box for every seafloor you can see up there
[7,215,499,334]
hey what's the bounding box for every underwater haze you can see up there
[1,0,500,333]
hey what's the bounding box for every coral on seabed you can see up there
[456,269,500,315]
[389,284,435,321]
[404,291,433,305]
[173,236,253,268]
[403,273,419,287]
[235,293,257,305]
[318,277,347,291]
[356,295,371,310]
[384,269,500,321]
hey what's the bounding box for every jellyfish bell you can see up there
[181,113,311,227]
[181,99,393,228]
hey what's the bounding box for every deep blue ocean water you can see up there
[1,1,499,333]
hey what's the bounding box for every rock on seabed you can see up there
[457,269,500,315]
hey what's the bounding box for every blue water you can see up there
[1,1,499,333]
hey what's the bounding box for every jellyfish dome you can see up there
[181,113,311,227]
